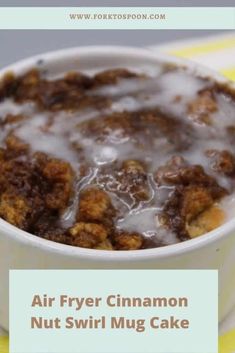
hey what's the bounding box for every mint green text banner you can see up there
[10,270,218,353]
[0,7,234,30]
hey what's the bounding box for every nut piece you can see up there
[94,69,138,86]
[0,192,30,229]
[42,159,73,183]
[122,159,146,174]
[69,222,108,248]
[187,206,225,238]
[118,159,149,202]
[42,230,68,245]
[187,89,217,125]
[3,114,27,124]
[113,232,143,250]
[181,186,214,222]
[5,133,29,155]
[78,187,116,223]
[41,157,74,211]
[205,149,235,176]
[156,157,227,240]
[95,239,114,250]
[155,157,222,189]
[155,156,187,185]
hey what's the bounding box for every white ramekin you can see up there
[0,46,235,331]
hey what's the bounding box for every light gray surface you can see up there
[0,30,230,69]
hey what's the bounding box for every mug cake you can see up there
[0,62,235,250]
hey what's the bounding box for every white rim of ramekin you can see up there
[0,45,235,262]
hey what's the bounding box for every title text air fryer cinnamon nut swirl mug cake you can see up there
[0,47,235,329]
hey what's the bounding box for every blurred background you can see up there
[0,0,234,68]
